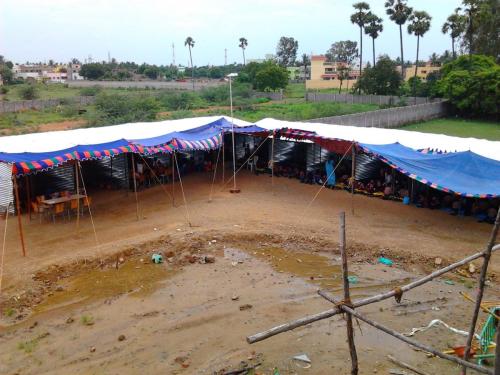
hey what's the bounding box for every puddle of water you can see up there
[243,247,345,290]
[34,258,175,313]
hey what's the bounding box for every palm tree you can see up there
[184,36,195,90]
[364,13,383,66]
[442,9,467,59]
[408,10,432,97]
[462,1,479,56]
[238,37,248,66]
[385,0,413,78]
[350,2,370,87]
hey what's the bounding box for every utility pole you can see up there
[224,48,227,66]
[172,43,175,66]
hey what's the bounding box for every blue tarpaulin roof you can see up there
[360,142,500,198]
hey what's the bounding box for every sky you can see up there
[1,0,463,66]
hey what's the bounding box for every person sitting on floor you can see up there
[299,170,306,183]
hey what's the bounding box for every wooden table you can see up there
[41,194,87,206]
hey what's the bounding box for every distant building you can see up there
[403,63,441,81]
[306,55,360,90]
[67,64,83,81]
[247,54,275,64]
[12,63,82,83]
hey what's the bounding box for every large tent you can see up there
[0,115,499,202]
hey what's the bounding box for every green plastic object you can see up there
[476,306,499,365]
[347,275,359,284]
[151,253,163,264]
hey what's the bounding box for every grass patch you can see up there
[17,332,50,354]
[285,83,306,98]
[81,314,95,326]
[401,118,500,141]
[3,307,15,317]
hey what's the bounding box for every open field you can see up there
[0,171,498,374]
[402,118,500,141]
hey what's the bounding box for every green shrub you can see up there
[0,86,9,94]
[80,86,102,96]
[93,93,160,125]
[158,91,205,110]
[19,84,38,100]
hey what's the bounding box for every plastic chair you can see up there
[69,198,79,216]
[52,203,66,223]
[475,307,500,365]
[81,196,92,215]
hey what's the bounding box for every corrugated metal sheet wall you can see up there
[81,154,129,190]
[306,143,330,172]
[0,162,14,214]
[355,153,383,181]
[30,163,75,198]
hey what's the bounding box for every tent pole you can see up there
[75,161,80,230]
[131,154,140,221]
[25,175,31,222]
[221,130,225,184]
[12,175,26,257]
[172,153,175,207]
[271,131,275,189]
[351,144,356,214]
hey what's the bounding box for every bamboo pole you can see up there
[462,208,500,374]
[131,154,140,221]
[339,212,358,375]
[222,131,225,185]
[12,175,26,257]
[25,175,31,222]
[326,297,492,375]
[246,244,500,344]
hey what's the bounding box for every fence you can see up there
[254,91,284,101]
[0,96,96,113]
[306,92,441,106]
[306,100,448,128]
[66,80,224,91]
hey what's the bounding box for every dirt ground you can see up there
[0,171,498,374]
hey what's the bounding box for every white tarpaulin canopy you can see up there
[0,116,251,154]
[255,118,500,161]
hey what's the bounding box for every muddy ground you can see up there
[0,171,498,374]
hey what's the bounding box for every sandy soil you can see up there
[35,120,87,132]
[0,171,498,374]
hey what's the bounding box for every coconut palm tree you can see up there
[364,12,384,66]
[239,37,248,66]
[350,2,370,86]
[408,10,432,97]
[184,36,195,90]
[442,9,467,59]
[385,0,413,78]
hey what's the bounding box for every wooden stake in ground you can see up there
[339,211,358,375]
[131,154,140,221]
[462,208,500,374]
[12,174,26,257]
[171,153,175,207]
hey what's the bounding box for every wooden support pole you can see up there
[12,176,26,257]
[271,131,275,189]
[131,154,140,221]
[171,153,176,207]
[222,131,225,184]
[339,212,358,375]
[326,297,493,375]
[463,208,500,374]
[246,244,500,344]
[25,175,31,221]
